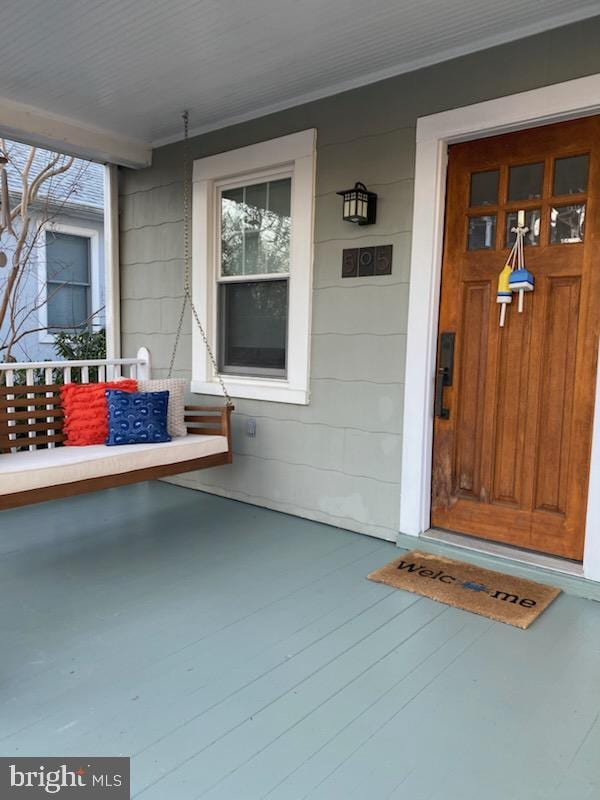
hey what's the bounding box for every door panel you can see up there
[455,282,489,498]
[534,276,580,515]
[492,299,531,507]
[432,115,600,560]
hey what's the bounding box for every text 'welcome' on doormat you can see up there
[368,550,560,629]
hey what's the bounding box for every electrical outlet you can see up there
[246,418,257,438]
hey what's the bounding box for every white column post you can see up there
[104,164,121,361]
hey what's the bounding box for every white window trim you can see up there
[399,72,600,581]
[37,220,101,344]
[191,129,316,405]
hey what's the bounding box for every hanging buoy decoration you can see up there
[509,209,534,314]
[509,267,534,312]
[497,263,512,327]
[497,209,534,326]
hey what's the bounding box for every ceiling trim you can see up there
[152,2,600,149]
[0,96,151,169]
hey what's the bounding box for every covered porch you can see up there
[2,3,600,797]
[2,482,600,799]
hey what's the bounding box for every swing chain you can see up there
[168,111,233,407]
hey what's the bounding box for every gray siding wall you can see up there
[119,18,600,541]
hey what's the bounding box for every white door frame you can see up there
[399,73,600,581]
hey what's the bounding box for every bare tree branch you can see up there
[0,142,101,361]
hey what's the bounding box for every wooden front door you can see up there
[431,115,600,561]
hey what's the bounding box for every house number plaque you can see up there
[342,245,393,277]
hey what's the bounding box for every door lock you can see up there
[435,332,455,419]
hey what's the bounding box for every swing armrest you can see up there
[184,405,234,450]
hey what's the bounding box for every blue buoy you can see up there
[509,268,534,312]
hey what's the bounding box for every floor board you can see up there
[1,482,599,799]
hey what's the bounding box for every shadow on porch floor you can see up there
[1,482,599,799]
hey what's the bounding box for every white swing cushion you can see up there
[0,435,228,496]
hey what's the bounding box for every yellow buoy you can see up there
[496,263,512,327]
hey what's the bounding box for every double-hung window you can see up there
[39,222,102,344]
[218,175,291,377]
[45,231,92,331]
[192,130,316,404]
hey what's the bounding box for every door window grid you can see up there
[466,154,589,250]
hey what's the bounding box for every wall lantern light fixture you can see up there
[336,182,377,226]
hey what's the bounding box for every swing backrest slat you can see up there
[0,384,64,453]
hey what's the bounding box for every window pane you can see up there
[221,178,291,276]
[219,280,287,374]
[269,178,292,217]
[470,170,499,207]
[245,182,267,215]
[508,163,544,201]
[550,204,585,244]
[505,209,540,247]
[46,232,90,283]
[47,284,89,330]
[467,215,496,250]
[220,188,244,275]
[553,155,589,196]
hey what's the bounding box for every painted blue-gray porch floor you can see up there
[1,482,599,800]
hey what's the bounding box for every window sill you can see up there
[191,377,309,405]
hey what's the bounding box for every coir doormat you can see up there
[368,550,560,629]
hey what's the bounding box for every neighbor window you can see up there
[46,231,92,331]
[192,130,316,404]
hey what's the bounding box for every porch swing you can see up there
[0,113,234,511]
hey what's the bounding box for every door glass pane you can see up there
[221,178,291,276]
[550,204,585,244]
[219,279,287,374]
[508,162,544,201]
[467,215,496,250]
[553,155,589,196]
[470,170,499,207]
[46,232,90,283]
[505,209,541,247]
[47,284,89,330]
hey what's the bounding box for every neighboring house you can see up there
[0,141,105,361]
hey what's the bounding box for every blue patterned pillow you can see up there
[105,389,171,446]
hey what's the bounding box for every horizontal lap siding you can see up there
[118,17,600,541]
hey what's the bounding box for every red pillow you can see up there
[60,380,138,446]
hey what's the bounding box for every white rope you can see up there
[168,112,233,407]
[506,230,521,270]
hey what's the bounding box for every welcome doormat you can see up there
[368,550,560,629]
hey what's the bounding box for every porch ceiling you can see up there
[0,0,598,162]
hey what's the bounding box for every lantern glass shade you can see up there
[337,182,377,225]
